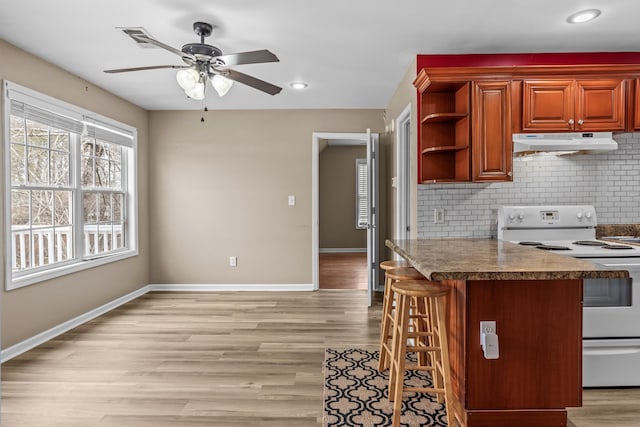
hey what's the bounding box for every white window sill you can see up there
[7,249,138,291]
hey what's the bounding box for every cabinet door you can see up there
[575,79,626,131]
[522,80,574,131]
[472,81,512,182]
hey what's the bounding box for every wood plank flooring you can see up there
[319,252,367,290]
[2,290,639,426]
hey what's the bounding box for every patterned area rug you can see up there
[323,348,447,426]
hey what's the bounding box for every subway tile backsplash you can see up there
[417,133,640,238]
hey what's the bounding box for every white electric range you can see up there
[498,205,640,387]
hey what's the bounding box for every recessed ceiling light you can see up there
[290,81,308,90]
[566,9,601,24]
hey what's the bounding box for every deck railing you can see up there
[11,225,123,271]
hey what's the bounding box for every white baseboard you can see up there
[148,283,314,292]
[319,248,367,253]
[1,283,315,363]
[0,285,150,364]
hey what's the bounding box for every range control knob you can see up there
[508,213,515,221]
[585,211,593,220]
[577,212,583,220]
[517,213,524,221]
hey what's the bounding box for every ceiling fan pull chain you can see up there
[200,99,208,122]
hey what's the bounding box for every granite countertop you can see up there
[386,238,630,281]
[597,224,640,240]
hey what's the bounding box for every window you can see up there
[3,81,137,289]
[355,158,368,229]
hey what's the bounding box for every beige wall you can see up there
[319,145,367,249]
[383,60,418,258]
[0,40,150,348]
[149,110,383,284]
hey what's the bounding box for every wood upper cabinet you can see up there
[522,78,626,132]
[415,77,471,183]
[415,65,640,184]
[414,70,512,184]
[634,78,640,130]
[472,81,512,181]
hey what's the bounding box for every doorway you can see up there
[312,132,379,305]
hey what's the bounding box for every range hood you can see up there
[513,132,617,155]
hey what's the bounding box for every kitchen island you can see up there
[386,238,628,427]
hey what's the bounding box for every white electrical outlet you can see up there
[480,321,496,345]
[229,256,237,267]
[434,208,445,224]
[288,195,296,206]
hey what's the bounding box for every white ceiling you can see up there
[2,0,639,111]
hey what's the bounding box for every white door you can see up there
[366,129,379,307]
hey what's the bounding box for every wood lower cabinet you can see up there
[522,78,626,132]
[472,81,512,181]
[444,279,583,426]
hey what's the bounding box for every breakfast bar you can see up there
[386,238,629,427]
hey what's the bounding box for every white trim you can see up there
[148,283,314,292]
[319,248,367,253]
[9,249,138,289]
[0,285,149,363]
[312,132,371,292]
[395,103,411,247]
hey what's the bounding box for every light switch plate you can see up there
[288,195,296,206]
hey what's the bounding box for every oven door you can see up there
[582,258,640,338]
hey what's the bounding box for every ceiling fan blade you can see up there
[104,65,189,73]
[133,35,195,61]
[214,49,279,66]
[224,69,282,95]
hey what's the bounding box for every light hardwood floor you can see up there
[2,290,639,426]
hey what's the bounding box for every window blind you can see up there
[10,99,85,135]
[356,159,368,229]
[6,81,135,147]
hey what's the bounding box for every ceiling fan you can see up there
[105,21,282,100]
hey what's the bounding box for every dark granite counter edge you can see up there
[430,270,629,281]
[386,239,630,281]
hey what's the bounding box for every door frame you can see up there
[395,103,412,245]
[312,132,378,294]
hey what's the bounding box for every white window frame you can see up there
[3,80,138,290]
[355,158,368,229]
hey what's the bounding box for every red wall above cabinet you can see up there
[417,53,640,70]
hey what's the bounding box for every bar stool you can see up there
[378,266,425,372]
[388,280,455,427]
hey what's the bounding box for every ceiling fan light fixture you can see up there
[176,68,200,91]
[566,9,601,24]
[211,74,234,96]
[185,81,205,100]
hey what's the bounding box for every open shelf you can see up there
[416,80,471,183]
[422,112,468,124]
[421,178,472,184]
[422,145,469,155]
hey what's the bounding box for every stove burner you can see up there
[601,244,634,250]
[573,240,608,246]
[536,245,572,251]
[519,241,543,246]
